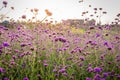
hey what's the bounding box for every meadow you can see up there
[0,20,120,80]
[0,0,120,80]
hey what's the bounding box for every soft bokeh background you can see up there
[0,0,120,24]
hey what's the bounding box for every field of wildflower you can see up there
[0,0,120,80]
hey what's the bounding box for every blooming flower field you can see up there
[0,0,120,80]
[0,22,120,80]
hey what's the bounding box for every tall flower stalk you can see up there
[40,9,52,23]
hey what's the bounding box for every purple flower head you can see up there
[14,49,20,53]
[107,47,112,50]
[91,41,97,45]
[96,33,101,37]
[20,43,27,47]
[86,77,92,80]
[100,78,106,80]
[43,60,47,63]
[54,37,59,42]
[79,56,85,61]
[44,63,48,67]
[93,74,101,80]
[10,61,15,65]
[37,74,41,77]
[88,63,92,67]
[23,77,29,80]
[77,48,82,53]
[117,75,120,79]
[59,37,66,43]
[55,37,66,43]
[19,53,25,57]
[3,42,9,47]
[103,72,109,78]
[63,48,67,51]
[3,1,8,7]
[104,42,108,46]
[66,57,73,61]
[87,67,93,72]
[94,8,97,10]
[115,36,120,39]
[55,74,59,77]
[89,26,94,29]
[17,26,21,30]
[53,69,57,72]
[3,77,9,80]
[0,49,2,54]
[12,55,17,59]
[52,32,56,35]
[0,45,3,49]
[94,67,102,73]
[116,55,120,62]
[0,67,3,73]
[44,30,49,33]
[70,50,76,54]
[78,63,83,67]
[59,68,66,73]
[100,55,104,59]
[21,63,26,68]
[42,48,46,50]
[62,72,68,77]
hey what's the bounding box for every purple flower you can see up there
[89,26,94,29]
[93,74,101,80]
[96,33,101,37]
[54,37,59,42]
[0,67,3,73]
[10,61,15,65]
[79,56,85,61]
[20,43,27,47]
[3,77,9,80]
[63,48,67,51]
[0,49,2,54]
[91,41,97,45]
[19,53,25,57]
[107,47,112,50]
[55,74,59,77]
[44,63,48,67]
[115,36,120,39]
[0,45,3,49]
[78,63,83,67]
[17,26,21,30]
[3,42,9,47]
[66,57,73,61]
[103,72,108,78]
[3,1,8,7]
[55,37,66,43]
[14,49,20,53]
[94,67,102,73]
[62,72,68,76]
[100,78,106,80]
[117,75,120,79]
[23,77,29,80]
[87,67,93,72]
[104,42,108,46]
[53,69,57,72]
[59,68,66,73]
[100,55,105,60]
[0,45,2,54]
[86,77,92,80]
[70,50,76,54]
[12,55,17,59]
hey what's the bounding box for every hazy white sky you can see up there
[0,0,120,24]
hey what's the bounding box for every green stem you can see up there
[40,16,48,23]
